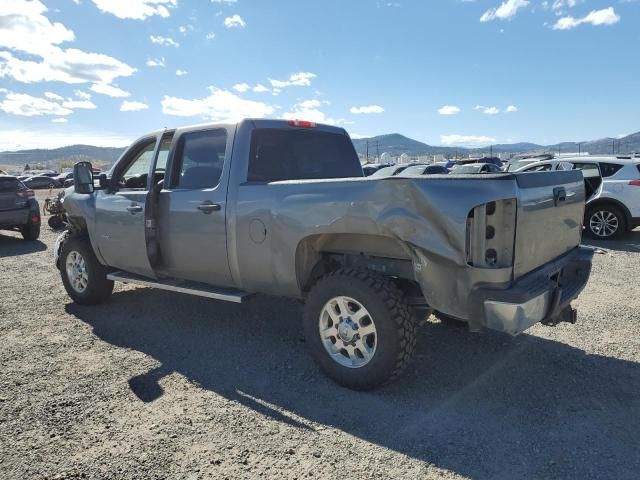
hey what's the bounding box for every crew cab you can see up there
[55,119,594,390]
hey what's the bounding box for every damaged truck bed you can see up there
[57,119,594,389]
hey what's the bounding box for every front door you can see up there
[94,138,157,278]
[158,127,233,287]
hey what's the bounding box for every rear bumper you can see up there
[473,246,594,335]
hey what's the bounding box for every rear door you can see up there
[157,127,234,287]
[513,170,586,278]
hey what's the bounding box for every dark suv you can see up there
[0,175,41,240]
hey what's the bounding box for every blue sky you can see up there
[0,0,638,150]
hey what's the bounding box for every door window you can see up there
[173,129,227,189]
[118,141,156,190]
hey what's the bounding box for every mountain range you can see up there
[0,131,638,168]
[351,131,640,158]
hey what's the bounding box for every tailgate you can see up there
[513,170,585,278]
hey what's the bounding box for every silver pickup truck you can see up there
[56,119,594,390]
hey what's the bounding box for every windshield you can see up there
[370,165,400,177]
[451,164,482,174]
[507,159,537,171]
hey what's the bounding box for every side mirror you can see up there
[73,161,94,194]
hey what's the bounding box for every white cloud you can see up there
[475,105,500,114]
[0,92,72,116]
[0,1,136,86]
[551,0,579,10]
[162,87,274,121]
[253,83,269,93]
[480,0,529,22]
[51,117,68,123]
[350,105,385,114]
[74,90,91,99]
[146,57,166,67]
[44,92,64,101]
[176,69,188,76]
[553,7,620,30]
[91,0,177,20]
[149,35,179,47]
[205,32,216,40]
[90,83,130,98]
[269,72,317,89]
[283,99,336,125]
[224,14,246,28]
[233,83,250,93]
[505,105,518,112]
[438,105,460,115]
[211,0,237,3]
[440,134,497,147]
[62,99,96,109]
[120,100,149,112]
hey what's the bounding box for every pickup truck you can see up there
[56,119,594,390]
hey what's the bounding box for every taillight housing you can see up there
[16,188,34,199]
[629,180,640,187]
[466,199,517,268]
[287,120,317,128]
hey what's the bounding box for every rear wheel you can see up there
[303,269,416,390]
[20,218,40,241]
[60,236,113,304]
[585,205,626,239]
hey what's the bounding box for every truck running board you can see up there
[106,271,252,303]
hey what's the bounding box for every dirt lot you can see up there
[1,193,639,479]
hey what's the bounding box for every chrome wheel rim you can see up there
[318,296,377,368]
[589,210,619,238]
[66,250,89,293]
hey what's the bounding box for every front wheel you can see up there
[303,269,416,390]
[585,205,626,239]
[60,236,113,305]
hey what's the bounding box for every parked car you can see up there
[361,163,391,176]
[450,163,503,174]
[515,156,640,238]
[401,164,449,175]
[55,119,593,390]
[369,164,424,177]
[55,172,73,184]
[0,175,41,240]
[23,176,61,189]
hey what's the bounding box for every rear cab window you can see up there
[248,129,362,182]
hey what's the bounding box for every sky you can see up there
[0,0,638,150]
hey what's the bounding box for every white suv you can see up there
[516,156,640,239]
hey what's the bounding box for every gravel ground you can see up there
[1,191,639,479]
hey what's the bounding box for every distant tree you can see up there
[24,164,30,171]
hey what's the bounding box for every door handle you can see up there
[126,204,143,214]
[197,201,221,214]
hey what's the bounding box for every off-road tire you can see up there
[20,219,40,241]
[60,236,113,305]
[585,204,626,239]
[303,268,417,390]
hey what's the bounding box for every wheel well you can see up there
[586,198,631,225]
[295,234,424,302]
